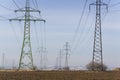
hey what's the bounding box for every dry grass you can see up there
[0,70,120,80]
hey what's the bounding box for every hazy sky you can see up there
[0,0,120,69]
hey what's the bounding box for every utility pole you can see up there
[9,0,45,70]
[90,0,107,71]
[64,42,70,70]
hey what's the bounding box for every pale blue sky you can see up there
[0,0,120,69]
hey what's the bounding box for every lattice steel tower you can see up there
[90,0,107,71]
[64,42,70,70]
[10,0,45,70]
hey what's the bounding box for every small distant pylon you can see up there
[2,53,5,69]
[59,49,62,70]
[63,42,71,70]
[55,49,62,70]
[38,47,47,70]
[9,0,45,70]
[90,0,108,71]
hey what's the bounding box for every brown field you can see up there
[0,70,120,80]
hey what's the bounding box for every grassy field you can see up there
[0,70,120,80]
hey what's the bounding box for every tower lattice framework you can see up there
[10,0,45,70]
[90,0,107,71]
[64,42,70,70]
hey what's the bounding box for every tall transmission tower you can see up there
[10,0,45,70]
[63,42,70,70]
[90,0,107,71]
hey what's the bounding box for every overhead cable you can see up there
[71,0,88,47]
[0,3,13,11]
[12,0,20,8]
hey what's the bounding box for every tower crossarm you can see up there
[90,2,107,6]
[89,1,108,11]
[9,18,45,22]
[15,8,41,13]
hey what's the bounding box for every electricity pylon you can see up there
[59,49,62,70]
[63,42,70,70]
[90,0,107,71]
[9,0,45,70]
[38,47,47,70]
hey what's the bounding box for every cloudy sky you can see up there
[0,0,120,69]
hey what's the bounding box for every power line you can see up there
[37,20,46,49]
[102,0,120,14]
[34,22,40,48]
[35,0,44,48]
[0,16,9,21]
[71,0,88,47]
[108,0,111,4]
[32,0,39,10]
[83,22,94,45]
[108,10,120,13]
[73,18,95,53]
[107,1,120,13]
[32,0,47,70]
[71,11,90,52]
[12,0,20,8]
[39,22,44,49]
[32,0,45,49]
[9,22,21,49]
[80,17,93,43]
[0,3,13,11]
[101,0,112,23]
[33,16,47,70]
[0,16,9,20]
[35,0,39,9]
[18,21,24,36]
[14,12,24,36]
[12,0,25,16]
[79,19,95,49]
[43,23,47,49]
[109,1,120,8]
[32,0,37,9]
